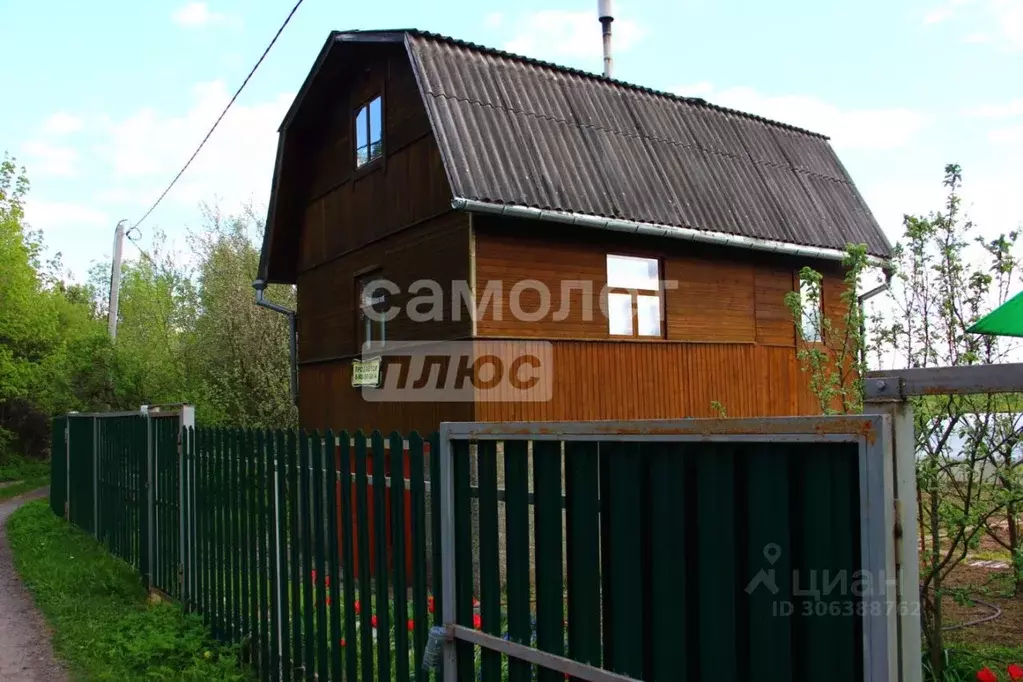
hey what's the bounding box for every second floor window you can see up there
[355,95,383,168]
[606,254,662,337]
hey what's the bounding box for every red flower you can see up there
[427,596,435,614]
[326,596,332,607]
[1009,664,1023,681]
[354,600,361,615]
[325,575,331,588]
[371,615,378,628]
[339,638,346,648]
[407,619,415,631]
[978,668,998,682]
[473,597,480,607]
[311,570,317,584]
[473,613,482,629]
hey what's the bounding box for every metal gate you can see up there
[437,415,906,682]
[54,405,194,593]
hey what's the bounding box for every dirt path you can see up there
[0,488,68,681]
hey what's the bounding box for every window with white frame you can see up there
[799,277,823,343]
[357,275,389,350]
[355,95,383,168]
[606,254,662,337]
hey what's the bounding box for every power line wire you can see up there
[129,0,306,232]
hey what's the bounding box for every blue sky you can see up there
[2,0,1021,280]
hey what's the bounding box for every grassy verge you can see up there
[7,500,251,681]
[0,475,49,502]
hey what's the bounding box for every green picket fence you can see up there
[55,413,894,682]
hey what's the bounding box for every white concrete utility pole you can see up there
[108,220,127,340]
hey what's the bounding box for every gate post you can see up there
[179,406,195,606]
[864,382,923,682]
[142,405,154,590]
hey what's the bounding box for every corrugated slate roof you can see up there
[404,31,891,258]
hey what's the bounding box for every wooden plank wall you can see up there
[472,217,847,421]
[472,340,821,422]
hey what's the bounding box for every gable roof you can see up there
[259,30,891,283]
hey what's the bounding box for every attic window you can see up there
[355,95,383,168]
[606,254,663,338]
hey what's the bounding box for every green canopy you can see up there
[968,289,1023,338]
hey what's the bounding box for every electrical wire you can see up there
[128,0,306,233]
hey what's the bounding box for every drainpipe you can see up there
[253,279,298,406]
[857,267,894,370]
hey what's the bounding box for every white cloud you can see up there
[924,0,1023,51]
[24,199,109,233]
[95,80,292,215]
[41,112,83,136]
[171,2,231,28]
[20,140,80,178]
[484,12,504,29]
[963,99,1023,118]
[923,0,973,25]
[989,124,1023,144]
[671,84,929,151]
[503,8,645,63]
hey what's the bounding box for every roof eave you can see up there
[451,197,892,265]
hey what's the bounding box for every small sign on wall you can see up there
[352,357,382,388]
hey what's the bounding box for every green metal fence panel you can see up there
[746,445,791,681]
[390,431,411,682]
[534,440,565,682]
[648,443,686,682]
[338,431,359,682]
[408,432,429,682]
[428,431,443,682]
[565,441,601,672]
[300,431,316,679]
[50,417,67,518]
[697,444,737,681]
[240,430,252,663]
[312,431,329,682]
[452,439,474,676]
[287,429,301,679]
[504,439,531,682]
[477,440,500,682]
[67,416,96,534]
[324,429,343,682]
[372,431,392,682]
[274,428,290,681]
[601,442,644,678]
[354,431,374,682]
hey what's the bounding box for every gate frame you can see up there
[864,362,1023,682]
[438,415,899,682]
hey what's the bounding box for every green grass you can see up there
[6,500,252,681]
[0,454,49,482]
[0,475,49,502]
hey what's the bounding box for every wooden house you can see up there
[257,29,892,434]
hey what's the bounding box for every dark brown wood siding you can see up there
[472,216,850,418]
[299,362,474,434]
[290,44,471,433]
[296,212,473,431]
[292,43,452,274]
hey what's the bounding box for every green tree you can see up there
[182,205,296,428]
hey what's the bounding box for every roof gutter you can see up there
[451,198,888,266]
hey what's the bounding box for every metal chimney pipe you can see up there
[598,0,614,78]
